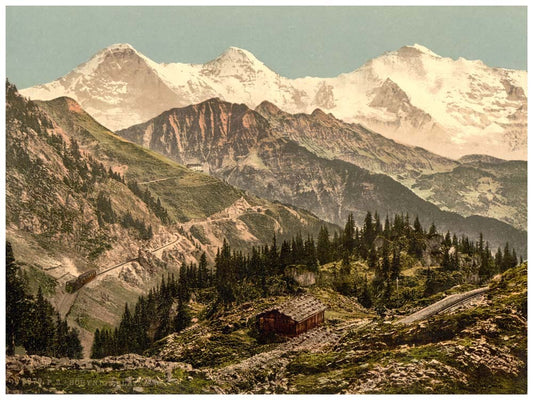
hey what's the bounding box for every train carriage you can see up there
[65,270,97,293]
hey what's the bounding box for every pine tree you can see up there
[390,248,401,280]
[316,226,331,265]
[358,277,373,308]
[279,240,292,269]
[25,287,56,355]
[6,241,27,355]
[197,252,209,287]
[368,245,377,270]
[343,213,356,253]
[374,212,382,235]
[304,235,318,270]
[361,211,375,257]
[501,242,515,272]
[173,299,191,333]
[413,215,423,235]
[494,247,503,272]
[92,329,102,358]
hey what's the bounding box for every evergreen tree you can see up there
[501,242,516,272]
[361,211,375,256]
[316,226,331,265]
[358,277,373,308]
[383,215,391,240]
[368,245,378,270]
[343,213,356,253]
[390,248,401,281]
[374,212,382,235]
[495,247,503,272]
[6,242,27,355]
[413,216,423,235]
[428,222,437,236]
[25,288,56,355]
[197,252,209,287]
[304,235,318,270]
[279,240,292,269]
[173,299,191,333]
[215,240,235,305]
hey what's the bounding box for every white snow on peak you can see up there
[207,46,268,70]
[408,43,441,57]
[104,43,136,52]
[20,43,527,159]
[71,43,146,77]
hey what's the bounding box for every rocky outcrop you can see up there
[6,353,195,394]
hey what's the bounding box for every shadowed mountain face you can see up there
[254,100,457,178]
[117,98,526,257]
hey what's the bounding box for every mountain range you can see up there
[21,43,527,160]
[117,97,526,255]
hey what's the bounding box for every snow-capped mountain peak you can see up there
[20,43,527,160]
[217,46,262,64]
[70,42,151,78]
[203,46,275,77]
[104,42,136,52]
[405,43,441,57]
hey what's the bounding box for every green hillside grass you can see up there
[38,97,242,222]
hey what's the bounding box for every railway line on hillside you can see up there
[395,286,489,325]
[61,234,181,317]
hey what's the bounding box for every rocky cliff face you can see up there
[21,43,527,160]
[117,98,527,256]
[254,100,456,179]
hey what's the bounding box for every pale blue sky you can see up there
[6,6,527,89]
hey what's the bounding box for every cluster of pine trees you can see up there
[91,253,209,358]
[213,233,319,306]
[6,79,52,133]
[6,242,82,358]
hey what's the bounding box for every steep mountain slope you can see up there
[6,82,335,354]
[21,43,527,159]
[411,159,527,230]
[117,98,526,256]
[254,100,458,178]
[254,102,526,230]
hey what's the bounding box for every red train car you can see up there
[65,270,97,293]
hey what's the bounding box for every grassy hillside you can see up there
[38,97,243,222]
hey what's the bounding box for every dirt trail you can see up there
[138,176,180,185]
[56,291,80,319]
[210,319,370,393]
